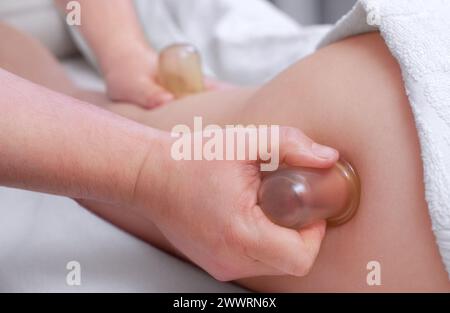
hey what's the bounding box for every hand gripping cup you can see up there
[258,159,361,229]
[158,43,205,98]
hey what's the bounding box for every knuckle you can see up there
[280,126,309,145]
[280,126,299,139]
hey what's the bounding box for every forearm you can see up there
[55,0,154,73]
[0,69,165,205]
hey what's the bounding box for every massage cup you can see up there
[159,43,205,98]
[258,159,361,229]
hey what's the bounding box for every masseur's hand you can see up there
[103,45,233,109]
[103,44,175,109]
[132,127,339,281]
[56,0,175,109]
[57,0,231,109]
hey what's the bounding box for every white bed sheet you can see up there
[0,186,244,292]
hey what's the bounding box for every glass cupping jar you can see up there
[158,43,205,98]
[258,159,361,229]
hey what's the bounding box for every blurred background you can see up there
[0,0,360,84]
[272,0,356,25]
[0,0,359,83]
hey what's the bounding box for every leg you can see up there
[235,33,449,291]
[0,23,76,95]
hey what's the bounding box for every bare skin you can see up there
[1,24,448,291]
[55,0,175,108]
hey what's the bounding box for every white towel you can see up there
[318,0,450,277]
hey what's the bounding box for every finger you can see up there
[144,87,174,109]
[242,205,326,276]
[296,220,327,266]
[146,91,174,108]
[277,126,339,168]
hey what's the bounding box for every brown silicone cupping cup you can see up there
[158,43,205,98]
[258,159,361,229]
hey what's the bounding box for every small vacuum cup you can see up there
[158,43,205,98]
[258,159,361,229]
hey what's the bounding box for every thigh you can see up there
[235,33,449,291]
[0,23,75,95]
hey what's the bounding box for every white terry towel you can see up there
[69,0,330,85]
[318,0,450,277]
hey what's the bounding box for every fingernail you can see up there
[311,143,338,159]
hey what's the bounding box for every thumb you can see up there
[277,126,339,168]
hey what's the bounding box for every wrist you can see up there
[125,129,174,219]
[87,116,171,209]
